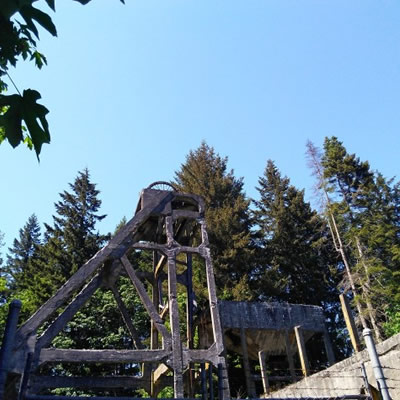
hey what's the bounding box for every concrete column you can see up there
[284,329,296,382]
[240,326,256,397]
[322,327,336,366]
[294,326,310,377]
[258,350,270,395]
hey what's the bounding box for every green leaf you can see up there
[31,51,47,69]
[29,6,57,37]
[0,94,23,147]
[21,89,50,158]
[19,5,57,38]
[0,90,51,157]
[45,0,56,11]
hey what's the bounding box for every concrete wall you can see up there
[266,333,400,399]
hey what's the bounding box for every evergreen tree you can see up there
[45,168,108,278]
[0,230,6,307]
[253,160,340,306]
[0,230,4,268]
[254,160,349,360]
[27,169,109,309]
[5,214,41,291]
[174,142,255,300]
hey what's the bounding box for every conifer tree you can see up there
[45,168,108,278]
[28,169,109,308]
[253,160,340,306]
[5,214,41,291]
[174,142,255,300]
[0,230,6,306]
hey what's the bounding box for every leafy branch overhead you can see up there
[0,0,124,159]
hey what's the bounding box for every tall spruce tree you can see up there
[0,230,5,306]
[27,169,109,308]
[253,160,340,305]
[174,142,255,300]
[45,168,108,278]
[5,214,41,291]
[253,160,349,360]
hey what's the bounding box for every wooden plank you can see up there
[110,285,144,350]
[154,254,167,278]
[201,219,230,400]
[294,326,310,377]
[340,293,361,352]
[172,210,200,220]
[167,247,184,398]
[39,348,168,364]
[160,302,169,320]
[153,363,170,383]
[36,274,102,350]
[15,204,156,346]
[120,255,171,344]
[30,375,148,389]
[258,350,270,395]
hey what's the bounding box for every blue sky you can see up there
[1,0,400,250]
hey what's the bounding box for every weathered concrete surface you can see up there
[199,301,328,358]
[266,332,400,399]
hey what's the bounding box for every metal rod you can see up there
[0,299,22,400]
[363,328,391,400]
[360,362,372,399]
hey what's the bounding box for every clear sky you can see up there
[1,0,400,250]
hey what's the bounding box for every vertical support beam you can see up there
[340,293,362,352]
[201,363,207,400]
[284,329,296,382]
[294,326,310,377]
[186,253,194,398]
[151,250,160,398]
[258,350,270,395]
[201,218,231,400]
[17,352,33,400]
[167,250,184,398]
[151,251,160,350]
[322,326,335,366]
[208,363,214,400]
[0,299,22,400]
[239,326,256,397]
[217,363,224,400]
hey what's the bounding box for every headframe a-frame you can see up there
[8,182,230,399]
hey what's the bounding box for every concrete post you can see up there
[0,299,22,400]
[363,328,391,400]
[284,330,296,382]
[240,326,256,397]
[322,326,336,366]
